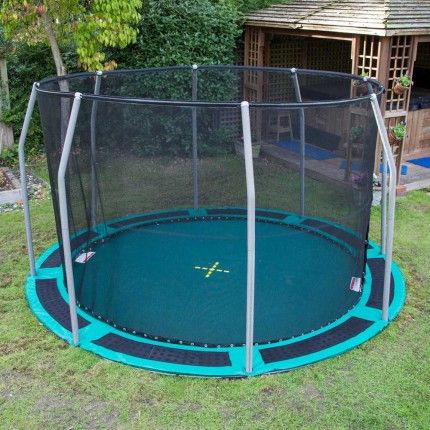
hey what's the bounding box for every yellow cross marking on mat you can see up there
[194,261,230,278]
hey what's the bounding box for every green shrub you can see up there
[110,0,242,68]
[0,145,19,167]
[3,43,77,155]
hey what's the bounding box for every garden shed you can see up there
[243,0,430,183]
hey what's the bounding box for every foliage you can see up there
[0,144,18,166]
[111,0,242,68]
[2,43,77,157]
[1,0,289,160]
[397,73,412,88]
[0,0,142,71]
[74,0,142,70]
[391,121,407,140]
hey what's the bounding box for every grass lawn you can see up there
[0,157,429,429]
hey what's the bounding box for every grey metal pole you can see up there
[192,64,199,210]
[369,94,397,322]
[291,68,305,217]
[18,83,38,276]
[241,101,256,374]
[58,92,82,344]
[381,150,388,254]
[90,71,102,229]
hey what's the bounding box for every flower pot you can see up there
[388,130,402,146]
[393,81,409,96]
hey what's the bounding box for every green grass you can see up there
[0,158,429,429]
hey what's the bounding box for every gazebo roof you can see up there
[245,0,430,36]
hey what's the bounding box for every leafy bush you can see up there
[110,0,242,68]
[3,43,77,159]
[0,145,19,167]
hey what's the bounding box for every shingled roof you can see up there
[245,0,430,36]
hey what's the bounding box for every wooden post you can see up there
[0,58,14,153]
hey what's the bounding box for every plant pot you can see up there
[388,130,402,146]
[393,81,409,96]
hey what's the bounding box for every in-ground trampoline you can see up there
[19,66,405,376]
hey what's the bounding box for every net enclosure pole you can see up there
[192,64,199,210]
[18,83,38,277]
[58,92,82,345]
[291,68,305,217]
[90,71,102,229]
[241,101,256,374]
[369,94,397,321]
[366,79,388,253]
[381,150,388,254]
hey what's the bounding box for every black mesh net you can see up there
[37,66,380,346]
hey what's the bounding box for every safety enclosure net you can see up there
[36,66,381,346]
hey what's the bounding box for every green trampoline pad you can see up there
[73,215,360,346]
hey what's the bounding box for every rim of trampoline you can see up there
[35,65,385,108]
[25,208,406,377]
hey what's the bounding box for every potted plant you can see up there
[389,122,406,145]
[353,72,369,96]
[393,74,412,96]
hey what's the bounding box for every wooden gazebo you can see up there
[244,0,430,181]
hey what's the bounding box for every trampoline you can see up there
[19,66,405,376]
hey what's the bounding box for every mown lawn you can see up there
[0,158,429,429]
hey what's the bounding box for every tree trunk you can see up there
[40,11,70,143]
[0,58,14,153]
[40,12,66,77]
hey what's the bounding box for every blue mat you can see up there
[338,160,364,172]
[408,157,430,169]
[276,139,336,161]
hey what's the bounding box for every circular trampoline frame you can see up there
[19,65,404,377]
[26,207,405,377]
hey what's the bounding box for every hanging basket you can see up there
[393,80,412,96]
[388,130,402,146]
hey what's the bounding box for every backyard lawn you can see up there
[0,158,429,429]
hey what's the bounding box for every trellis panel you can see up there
[385,36,414,114]
[356,36,381,79]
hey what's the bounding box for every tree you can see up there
[0,27,13,153]
[0,0,142,75]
